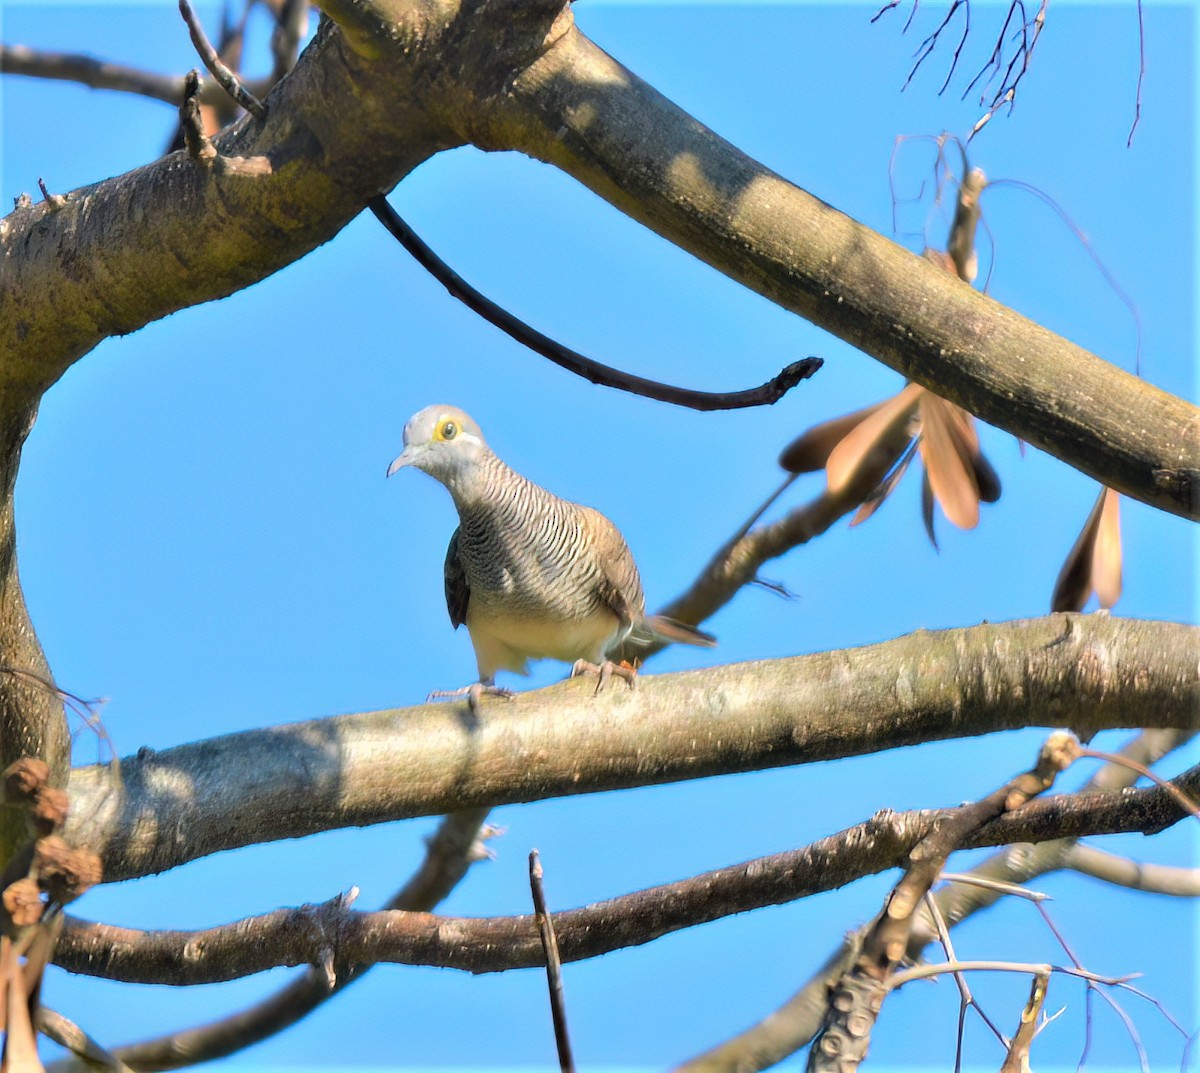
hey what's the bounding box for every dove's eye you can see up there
[437,419,458,441]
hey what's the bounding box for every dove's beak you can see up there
[386,446,416,478]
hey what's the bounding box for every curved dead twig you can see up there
[368,198,821,411]
[53,767,1198,986]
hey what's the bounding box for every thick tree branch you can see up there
[63,616,1198,884]
[489,23,1198,518]
[52,768,1197,985]
[2,3,1195,517]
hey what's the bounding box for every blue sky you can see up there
[1,2,1196,1069]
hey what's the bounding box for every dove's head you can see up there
[387,405,489,487]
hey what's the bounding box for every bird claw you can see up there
[427,682,516,717]
[570,659,638,694]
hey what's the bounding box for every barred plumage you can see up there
[388,405,713,692]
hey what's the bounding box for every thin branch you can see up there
[1076,745,1200,819]
[676,728,1193,1072]
[367,197,821,411]
[0,42,269,108]
[530,851,575,1073]
[889,959,1136,991]
[38,1007,135,1072]
[1128,0,1145,146]
[177,0,267,119]
[1060,843,1200,896]
[52,769,1200,987]
[46,810,494,1073]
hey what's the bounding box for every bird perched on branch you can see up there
[387,404,715,708]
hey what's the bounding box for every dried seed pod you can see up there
[30,786,69,836]
[2,758,50,806]
[2,877,44,929]
[34,836,103,904]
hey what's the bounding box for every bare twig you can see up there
[1060,843,1200,896]
[0,43,190,105]
[1076,745,1200,819]
[38,1007,135,1072]
[530,850,575,1073]
[1128,0,1145,146]
[367,196,822,412]
[178,0,267,119]
[999,972,1049,1073]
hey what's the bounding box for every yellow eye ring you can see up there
[435,418,458,442]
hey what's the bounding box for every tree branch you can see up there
[1059,842,1200,897]
[45,810,494,1073]
[3,3,1196,515]
[490,21,1198,518]
[368,197,821,410]
[52,767,1197,986]
[62,616,1199,884]
[676,728,1193,1071]
[0,42,271,108]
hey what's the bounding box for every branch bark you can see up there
[63,616,1198,884]
[2,1,1196,518]
[52,767,1197,986]
[487,21,1198,518]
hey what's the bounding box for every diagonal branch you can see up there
[62,616,1200,884]
[676,728,1193,1072]
[45,810,493,1073]
[489,19,1198,518]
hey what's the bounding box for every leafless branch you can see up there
[53,767,1198,987]
[676,728,1194,1072]
[178,0,267,119]
[61,618,1200,884]
[530,850,575,1073]
[1060,843,1200,896]
[367,198,821,412]
[38,1007,135,1072]
[808,734,1076,1071]
[0,42,269,108]
[45,810,494,1073]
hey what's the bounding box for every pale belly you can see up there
[466,605,621,677]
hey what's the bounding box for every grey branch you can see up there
[1060,843,1200,896]
[52,768,1198,986]
[0,42,270,108]
[676,727,1193,1072]
[46,810,493,1073]
[62,616,1199,884]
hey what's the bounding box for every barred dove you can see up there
[387,405,714,704]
